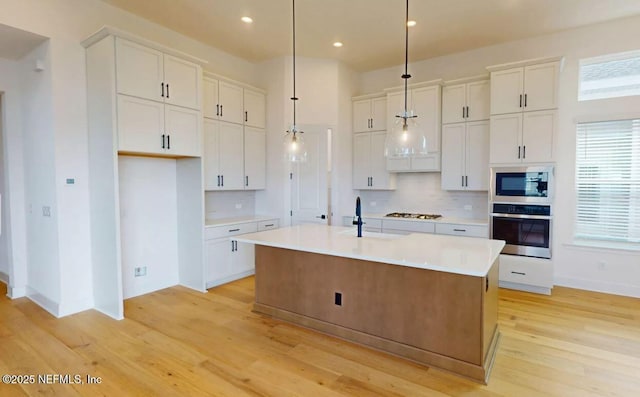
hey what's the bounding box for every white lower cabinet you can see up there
[498,254,553,294]
[205,219,278,288]
[434,223,488,238]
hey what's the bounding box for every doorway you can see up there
[290,125,332,226]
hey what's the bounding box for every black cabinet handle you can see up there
[264,224,274,227]
[486,278,489,292]
[453,229,466,232]
[523,145,526,159]
[519,94,523,108]
[245,176,249,187]
[245,111,248,122]
[462,107,465,119]
[229,228,240,232]
[161,134,165,149]
[161,82,165,98]
[461,175,464,187]
[518,146,521,159]
[465,175,468,187]
[524,94,527,107]
[466,106,469,118]
[220,105,223,117]
[370,118,373,129]
[221,175,224,186]
[217,175,220,187]
[511,271,526,276]
[166,84,170,99]
[167,134,170,150]
[216,104,220,116]
[370,177,373,186]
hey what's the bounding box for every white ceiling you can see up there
[100,0,640,72]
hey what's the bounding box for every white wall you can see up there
[205,191,256,220]
[360,15,640,297]
[0,0,260,315]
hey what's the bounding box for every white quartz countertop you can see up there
[361,213,489,226]
[236,224,505,277]
[205,215,278,228]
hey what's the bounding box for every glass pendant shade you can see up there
[283,128,307,163]
[385,112,427,158]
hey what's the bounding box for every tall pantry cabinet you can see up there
[83,28,206,320]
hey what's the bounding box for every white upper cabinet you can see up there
[163,55,201,110]
[244,89,266,129]
[353,96,387,132]
[204,120,244,191]
[489,113,523,164]
[115,38,201,111]
[441,121,489,191]
[442,79,490,124]
[352,131,395,190]
[117,95,165,154]
[385,82,442,172]
[203,78,219,119]
[490,60,559,115]
[116,38,164,101]
[218,81,244,124]
[164,105,200,157]
[489,110,555,164]
[244,127,266,189]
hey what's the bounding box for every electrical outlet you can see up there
[134,266,147,277]
[42,206,51,217]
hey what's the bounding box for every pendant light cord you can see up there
[403,0,409,115]
[291,0,298,129]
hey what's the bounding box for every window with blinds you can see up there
[575,119,640,243]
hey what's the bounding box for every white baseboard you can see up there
[206,270,255,290]
[26,287,60,318]
[554,276,640,298]
[7,286,26,298]
[93,306,124,321]
[499,281,552,295]
[57,298,95,318]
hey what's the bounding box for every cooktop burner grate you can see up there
[385,212,442,220]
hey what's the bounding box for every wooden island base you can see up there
[253,246,500,383]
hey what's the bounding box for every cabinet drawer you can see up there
[435,223,488,238]
[206,222,257,240]
[258,219,279,231]
[498,254,553,288]
[382,219,435,234]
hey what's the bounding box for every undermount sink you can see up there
[339,229,403,240]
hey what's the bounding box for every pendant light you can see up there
[385,0,427,158]
[283,0,308,163]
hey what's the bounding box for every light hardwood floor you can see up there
[1,278,639,396]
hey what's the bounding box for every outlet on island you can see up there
[134,266,147,277]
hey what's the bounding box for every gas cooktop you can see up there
[385,212,442,220]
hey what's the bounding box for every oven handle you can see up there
[491,213,552,220]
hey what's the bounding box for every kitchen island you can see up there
[236,224,505,383]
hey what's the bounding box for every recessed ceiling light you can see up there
[241,16,253,24]
[407,20,417,27]
[333,42,343,48]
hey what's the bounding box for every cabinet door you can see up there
[353,132,372,189]
[231,241,255,274]
[441,123,466,190]
[203,119,220,190]
[353,99,372,132]
[117,95,165,155]
[371,97,387,131]
[218,81,244,124]
[243,89,266,128]
[217,121,245,190]
[386,91,406,132]
[203,78,219,119]
[115,38,164,102]
[165,104,200,157]
[522,110,555,163]
[205,238,232,285]
[490,68,524,115]
[370,131,395,189]
[523,62,559,112]
[490,113,522,164]
[244,127,266,190]
[465,120,490,190]
[163,55,201,110]
[466,80,490,121]
[412,86,441,153]
[442,84,466,124]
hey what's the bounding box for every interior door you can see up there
[291,126,329,225]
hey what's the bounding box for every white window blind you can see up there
[575,119,640,243]
[579,50,640,101]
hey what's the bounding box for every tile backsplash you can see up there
[205,191,256,220]
[357,173,489,220]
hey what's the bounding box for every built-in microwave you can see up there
[490,166,554,203]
